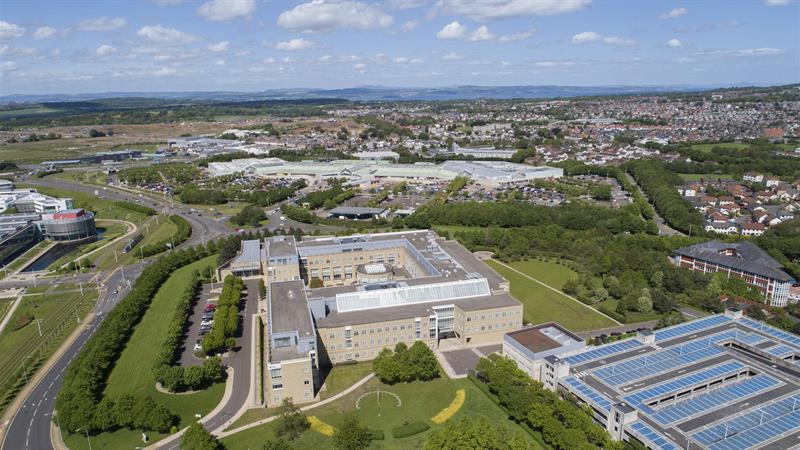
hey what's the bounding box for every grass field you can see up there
[19,184,150,225]
[487,259,616,331]
[92,215,175,271]
[0,290,98,415]
[505,259,577,290]
[46,222,128,271]
[678,173,736,181]
[222,377,543,450]
[63,256,224,450]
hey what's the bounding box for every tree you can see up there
[408,341,440,381]
[637,288,653,313]
[274,399,309,441]
[425,418,531,450]
[263,438,292,450]
[182,422,223,450]
[333,414,372,450]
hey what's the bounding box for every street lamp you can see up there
[75,426,93,450]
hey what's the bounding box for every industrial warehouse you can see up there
[207,157,563,188]
[220,230,523,407]
[503,310,800,450]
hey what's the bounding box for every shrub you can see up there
[113,201,156,216]
[368,429,384,440]
[391,421,430,439]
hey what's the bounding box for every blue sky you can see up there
[1,0,798,94]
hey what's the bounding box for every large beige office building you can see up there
[223,230,522,407]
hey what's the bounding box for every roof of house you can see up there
[673,240,794,282]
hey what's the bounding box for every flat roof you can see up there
[507,323,584,353]
[233,239,261,265]
[267,236,297,258]
[329,206,386,215]
[316,292,520,328]
[269,280,314,338]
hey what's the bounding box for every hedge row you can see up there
[202,275,244,355]
[113,201,156,216]
[152,270,225,392]
[55,247,213,433]
[139,215,192,258]
[391,421,429,438]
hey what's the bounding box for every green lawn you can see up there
[678,173,735,181]
[93,215,176,271]
[0,291,98,414]
[228,362,374,430]
[19,184,150,225]
[320,362,373,400]
[505,259,577,290]
[63,256,224,450]
[432,225,486,239]
[222,377,543,450]
[487,259,616,331]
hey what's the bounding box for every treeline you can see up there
[301,184,357,209]
[407,201,656,235]
[202,276,244,355]
[246,180,306,207]
[669,140,800,179]
[475,355,618,450]
[373,342,439,384]
[180,186,227,204]
[139,215,192,257]
[626,159,704,235]
[230,205,266,227]
[354,116,414,139]
[114,201,156,216]
[152,270,225,392]
[119,163,199,186]
[756,218,800,280]
[55,245,217,433]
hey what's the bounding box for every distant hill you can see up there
[0,84,732,105]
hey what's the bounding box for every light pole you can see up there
[75,426,93,450]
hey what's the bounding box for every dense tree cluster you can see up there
[230,205,266,227]
[281,204,316,224]
[425,417,531,450]
[406,200,655,235]
[119,164,200,187]
[180,186,228,204]
[372,342,439,384]
[333,414,373,450]
[475,355,620,450]
[756,218,800,280]
[92,394,175,434]
[245,180,306,207]
[139,215,192,257]
[55,245,216,433]
[113,200,156,216]
[301,182,357,210]
[626,159,705,235]
[152,270,225,391]
[202,275,245,354]
[669,140,800,179]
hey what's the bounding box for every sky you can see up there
[0,0,798,95]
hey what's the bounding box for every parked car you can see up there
[193,342,203,352]
[198,328,209,336]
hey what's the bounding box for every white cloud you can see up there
[215,59,226,66]
[275,38,314,51]
[667,38,682,48]
[137,25,198,45]
[675,57,694,63]
[387,0,427,9]
[33,26,57,40]
[0,44,8,55]
[603,36,635,46]
[442,52,463,60]
[278,1,394,33]
[354,62,366,73]
[467,25,495,41]
[498,29,535,43]
[694,47,784,58]
[208,40,230,53]
[571,31,600,44]
[95,44,117,56]
[764,0,791,5]
[659,7,687,19]
[432,0,590,21]
[0,61,18,71]
[0,21,26,39]
[263,57,276,63]
[77,16,126,31]
[198,0,255,21]
[153,67,177,76]
[393,56,423,64]
[401,20,419,32]
[436,21,466,39]
[534,61,575,67]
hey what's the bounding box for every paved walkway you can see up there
[0,293,24,336]
[10,242,57,276]
[490,259,622,326]
[215,372,376,439]
[66,219,138,268]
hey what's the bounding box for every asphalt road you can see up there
[1,265,141,450]
[161,279,260,449]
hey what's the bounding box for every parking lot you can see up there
[179,283,218,366]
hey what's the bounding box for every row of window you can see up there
[465,320,520,333]
[329,334,420,351]
[327,322,422,339]
[305,253,398,266]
